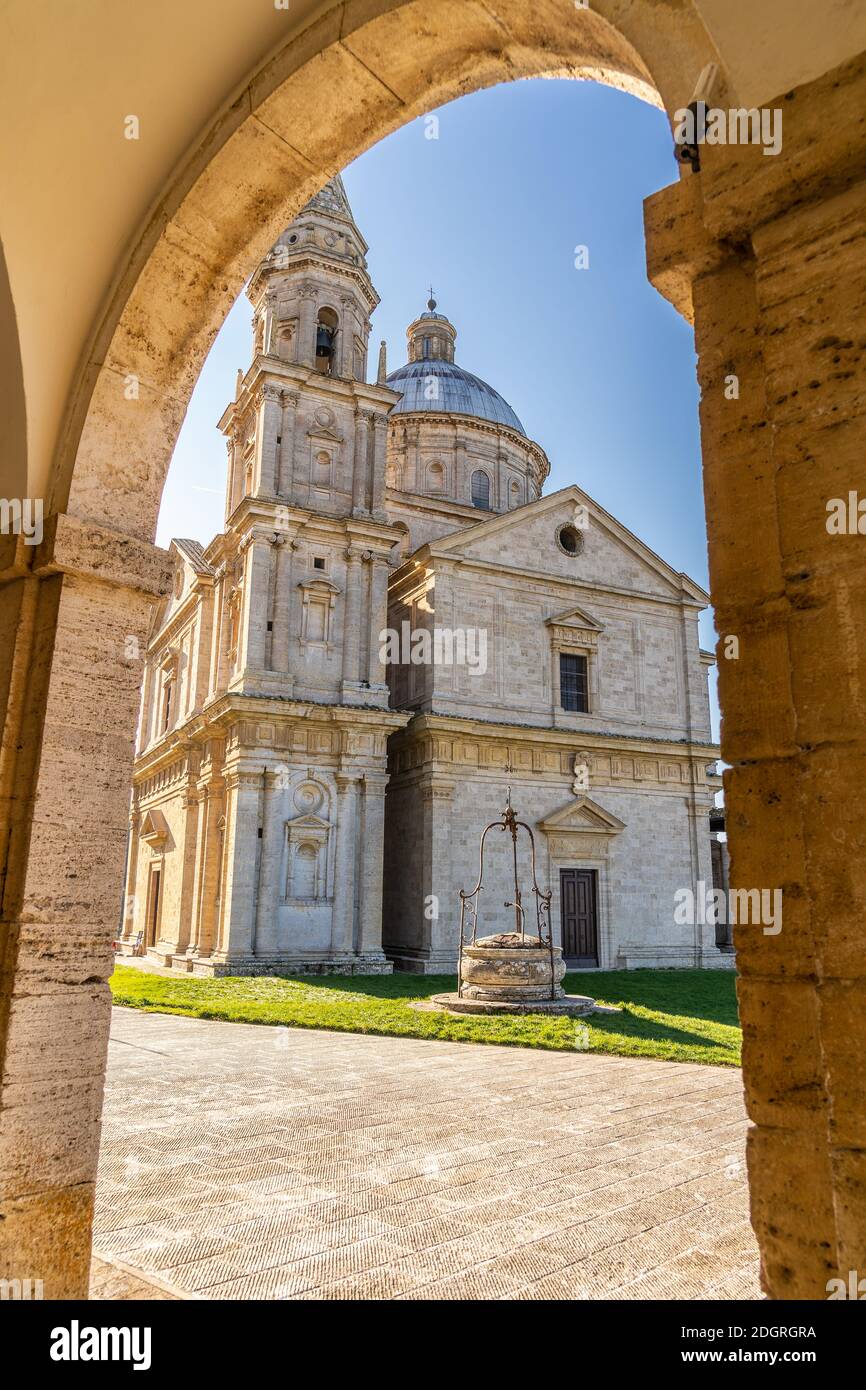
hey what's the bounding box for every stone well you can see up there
[429,778,597,1018]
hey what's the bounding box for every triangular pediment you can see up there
[140,809,170,845]
[286,812,330,830]
[538,795,626,836]
[418,485,709,605]
[307,425,343,443]
[545,604,604,633]
[297,577,341,595]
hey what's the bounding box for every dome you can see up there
[386,359,526,436]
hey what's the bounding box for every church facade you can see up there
[120,176,725,977]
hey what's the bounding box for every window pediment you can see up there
[297,577,341,595]
[306,424,343,444]
[140,809,170,847]
[546,604,603,650]
[286,812,330,833]
[538,796,625,836]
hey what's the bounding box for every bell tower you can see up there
[249,175,377,382]
[214,176,402,707]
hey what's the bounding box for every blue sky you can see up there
[158,77,718,737]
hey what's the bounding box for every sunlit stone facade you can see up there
[121,176,722,976]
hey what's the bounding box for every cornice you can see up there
[391,711,720,760]
[389,407,548,468]
[390,551,705,614]
[251,251,380,312]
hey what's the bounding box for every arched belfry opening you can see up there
[315,306,339,375]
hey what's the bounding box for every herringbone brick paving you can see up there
[92,1008,760,1300]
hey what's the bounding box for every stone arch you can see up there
[56,0,726,540]
[6,0,865,1306]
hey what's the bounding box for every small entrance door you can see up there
[146,866,161,947]
[560,868,599,966]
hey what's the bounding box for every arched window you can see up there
[471,469,491,510]
[427,461,445,492]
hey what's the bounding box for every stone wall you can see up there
[384,714,719,972]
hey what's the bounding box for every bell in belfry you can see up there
[315,324,335,360]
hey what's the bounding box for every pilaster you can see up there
[332,772,361,953]
[340,545,366,698]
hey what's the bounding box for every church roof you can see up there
[173,537,213,577]
[385,359,527,436]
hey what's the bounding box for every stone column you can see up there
[135,660,154,753]
[269,535,297,677]
[236,530,274,682]
[352,408,371,515]
[232,425,247,515]
[255,383,282,496]
[121,807,141,943]
[191,759,225,961]
[366,554,390,691]
[224,429,243,519]
[213,769,260,964]
[340,296,355,378]
[370,412,388,520]
[254,769,284,958]
[644,55,866,1299]
[277,390,299,496]
[298,284,317,368]
[212,564,234,695]
[408,424,420,493]
[0,514,171,1298]
[188,786,210,954]
[357,771,389,958]
[331,772,360,955]
[422,777,456,968]
[340,546,365,694]
[172,784,201,959]
[454,432,467,500]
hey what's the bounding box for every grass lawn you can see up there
[110,966,741,1067]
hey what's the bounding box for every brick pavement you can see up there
[93,1008,760,1300]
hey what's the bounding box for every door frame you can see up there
[559,866,600,967]
[550,855,611,968]
[145,861,163,948]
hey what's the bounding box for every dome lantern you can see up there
[405,291,457,365]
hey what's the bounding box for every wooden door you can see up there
[146,866,161,947]
[560,868,599,965]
